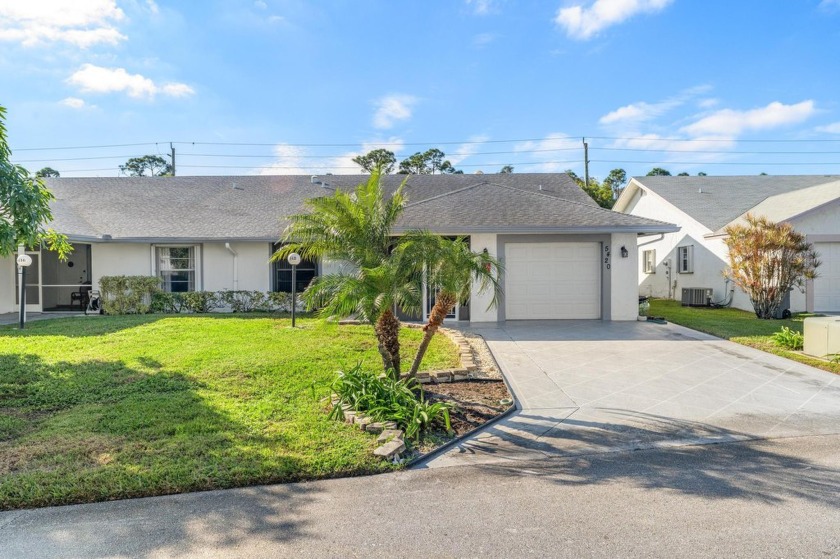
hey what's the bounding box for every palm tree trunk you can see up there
[408,291,456,379]
[375,308,401,378]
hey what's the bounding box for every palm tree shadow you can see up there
[440,409,840,508]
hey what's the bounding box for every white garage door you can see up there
[505,242,601,320]
[814,242,840,312]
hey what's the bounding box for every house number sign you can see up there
[603,244,611,270]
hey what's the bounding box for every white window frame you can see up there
[677,245,694,274]
[152,245,202,292]
[643,249,656,274]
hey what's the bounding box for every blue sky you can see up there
[2,0,840,180]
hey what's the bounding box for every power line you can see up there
[14,135,840,152]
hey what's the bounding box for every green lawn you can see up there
[649,299,840,375]
[0,315,459,510]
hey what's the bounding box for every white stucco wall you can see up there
[610,232,640,320]
[92,241,272,293]
[791,199,840,235]
[92,244,153,291]
[0,256,14,314]
[624,186,756,311]
[623,184,836,314]
[469,233,499,323]
[203,242,271,292]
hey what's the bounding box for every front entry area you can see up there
[12,245,92,312]
[504,242,601,320]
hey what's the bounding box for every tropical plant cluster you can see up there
[328,363,452,441]
[771,326,804,350]
[273,169,501,379]
[99,275,296,315]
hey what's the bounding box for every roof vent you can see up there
[698,187,703,194]
[232,182,244,191]
[475,170,484,175]
[101,234,112,241]
[310,175,318,184]
[539,184,543,191]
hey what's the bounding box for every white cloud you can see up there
[146,0,160,15]
[254,0,268,8]
[816,121,840,134]
[680,100,816,137]
[59,97,88,109]
[67,64,195,99]
[445,135,491,166]
[599,85,711,125]
[698,98,719,109]
[513,133,580,172]
[555,0,673,40]
[259,138,407,175]
[372,94,417,129]
[472,32,497,47]
[466,0,499,15]
[0,0,126,47]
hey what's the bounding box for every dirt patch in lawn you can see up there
[423,380,512,437]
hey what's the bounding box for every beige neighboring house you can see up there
[0,173,676,323]
[614,175,840,314]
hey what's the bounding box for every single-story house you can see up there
[614,175,840,314]
[1,173,676,323]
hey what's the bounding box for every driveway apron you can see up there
[420,320,840,468]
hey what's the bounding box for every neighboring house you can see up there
[614,175,840,314]
[0,173,675,323]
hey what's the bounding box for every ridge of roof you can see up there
[402,180,489,207]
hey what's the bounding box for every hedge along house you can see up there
[0,173,675,322]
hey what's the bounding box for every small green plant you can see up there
[328,363,451,441]
[771,326,804,350]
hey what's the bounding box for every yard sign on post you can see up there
[288,252,301,327]
[16,252,32,329]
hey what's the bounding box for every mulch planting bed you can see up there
[423,379,512,436]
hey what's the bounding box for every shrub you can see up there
[328,363,451,442]
[219,290,267,313]
[771,326,804,350]
[263,291,294,313]
[99,276,160,315]
[181,291,221,313]
[151,291,188,314]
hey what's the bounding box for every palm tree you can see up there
[272,170,419,376]
[398,235,502,378]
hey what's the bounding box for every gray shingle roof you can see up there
[398,182,675,233]
[44,173,673,241]
[633,175,840,231]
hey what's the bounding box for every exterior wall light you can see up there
[620,246,629,258]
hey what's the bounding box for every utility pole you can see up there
[582,137,590,188]
[170,142,176,176]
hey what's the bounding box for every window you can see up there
[273,251,317,292]
[677,245,693,274]
[157,246,195,292]
[643,249,656,274]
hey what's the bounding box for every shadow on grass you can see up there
[0,312,316,338]
[433,409,840,508]
[0,352,320,517]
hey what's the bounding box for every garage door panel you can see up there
[813,243,840,312]
[505,242,601,320]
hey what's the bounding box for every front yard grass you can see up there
[649,299,840,375]
[0,314,459,510]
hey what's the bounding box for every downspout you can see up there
[225,243,239,290]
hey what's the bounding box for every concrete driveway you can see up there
[422,320,840,468]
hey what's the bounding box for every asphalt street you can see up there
[1,434,838,559]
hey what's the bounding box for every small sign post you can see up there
[16,254,32,330]
[287,253,301,327]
